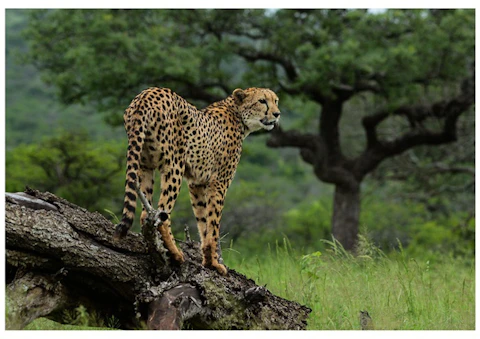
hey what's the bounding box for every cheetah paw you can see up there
[172,251,185,264]
[211,263,228,276]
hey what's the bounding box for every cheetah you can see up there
[114,87,281,275]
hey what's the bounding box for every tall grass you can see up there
[224,238,475,330]
[20,237,474,330]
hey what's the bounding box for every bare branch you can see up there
[146,284,203,330]
[135,181,153,213]
[299,148,316,165]
[427,163,475,176]
[330,79,381,97]
[152,75,224,103]
[266,125,319,151]
[357,74,474,177]
[134,181,170,266]
[382,161,475,181]
[235,47,298,82]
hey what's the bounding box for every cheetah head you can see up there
[233,88,281,134]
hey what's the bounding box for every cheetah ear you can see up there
[232,88,247,105]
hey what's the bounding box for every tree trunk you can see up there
[331,183,360,251]
[5,188,311,330]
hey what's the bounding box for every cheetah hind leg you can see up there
[188,183,226,275]
[202,188,228,276]
[139,167,154,226]
[155,166,185,264]
[156,211,185,263]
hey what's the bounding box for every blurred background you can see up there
[5,8,474,261]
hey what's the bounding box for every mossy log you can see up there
[5,188,311,330]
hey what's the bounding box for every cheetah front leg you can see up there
[201,181,228,276]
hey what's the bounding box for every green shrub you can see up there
[5,131,125,214]
[281,198,332,251]
[406,214,475,260]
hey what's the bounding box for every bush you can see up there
[406,214,475,259]
[360,198,429,250]
[6,131,125,214]
[281,198,332,251]
[361,197,474,259]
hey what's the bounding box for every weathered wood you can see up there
[5,189,311,330]
[6,269,68,330]
[147,283,202,330]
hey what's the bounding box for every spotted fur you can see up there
[114,87,280,275]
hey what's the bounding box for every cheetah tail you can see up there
[114,119,145,240]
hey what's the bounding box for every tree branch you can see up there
[152,75,224,103]
[330,79,382,98]
[427,163,475,176]
[357,76,474,177]
[146,283,202,330]
[266,125,319,151]
[235,47,298,82]
[377,162,475,181]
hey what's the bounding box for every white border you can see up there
[1,4,478,338]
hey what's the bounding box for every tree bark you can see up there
[331,183,360,251]
[5,188,311,330]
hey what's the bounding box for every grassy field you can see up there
[224,239,475,330]
[21,239,474,330]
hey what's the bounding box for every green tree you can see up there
[6,131,125,212]
[5,9,123,148]
[22,9,475,250]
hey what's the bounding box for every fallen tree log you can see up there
[5,188,311,330]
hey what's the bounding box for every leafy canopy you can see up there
[23,9,474,125]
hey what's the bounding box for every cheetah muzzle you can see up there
[260,117,278,130]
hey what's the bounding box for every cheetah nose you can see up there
[273,112,281,118]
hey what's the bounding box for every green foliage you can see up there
[282,198,332,250]
[5,9,123,147]
[406,214,475,259]
[360,194,474,259]
[24,318,107,330]
[22,9,474,119]
[300,251,323,279]
[21,9,239,124]
[62,305,120,329]
[6,131,125,213]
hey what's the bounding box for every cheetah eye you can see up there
[259,99,267,104]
